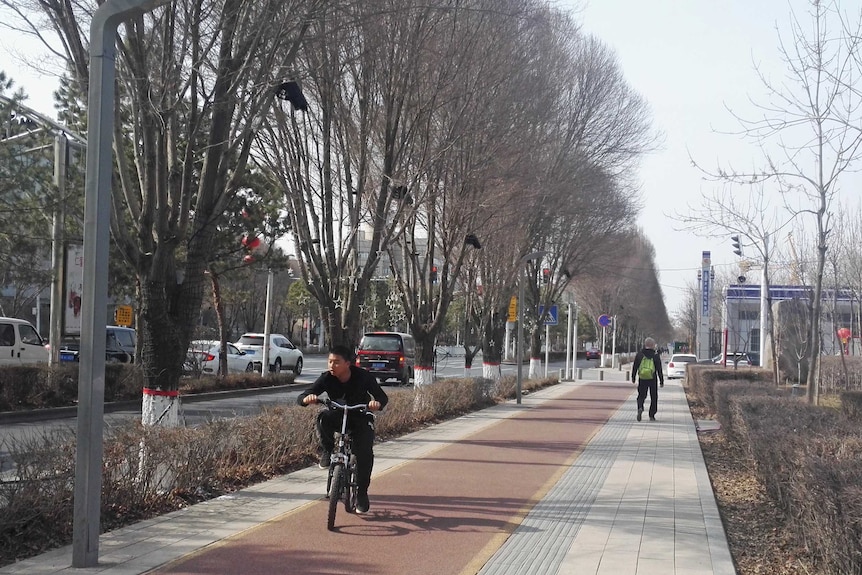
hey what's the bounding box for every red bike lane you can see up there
[152,381,632,575]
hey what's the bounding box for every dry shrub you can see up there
[789,437,862,575]
[839,390,862,421]
[0,426,76,563]
[694,367,773,411]
[735,396,842,515]
[818,356,862,393]
[178,372,295,395]
[0,366,294,413]
[713,381,784,447]
[0,367,56,410]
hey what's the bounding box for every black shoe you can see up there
[649,416,656,421]
[319,451,331,469]
[356,491,370,514]
[637,409,642,422]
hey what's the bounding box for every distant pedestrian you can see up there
[631,337,664,422]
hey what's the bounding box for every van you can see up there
[59,326,137,363]
[0,317,49,365]
[355,332,415,385]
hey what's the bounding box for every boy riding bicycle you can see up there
[298,344,389,514]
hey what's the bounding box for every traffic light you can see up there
[542,268,551,284]
[731,235,742,256]
[431,265,438,283]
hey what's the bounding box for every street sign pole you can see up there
[544,323,549,377]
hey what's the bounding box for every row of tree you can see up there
[1,0,670,422]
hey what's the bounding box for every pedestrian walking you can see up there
[631,337,664,421]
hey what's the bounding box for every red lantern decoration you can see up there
[241,235,261,250]
[243,254,255,263]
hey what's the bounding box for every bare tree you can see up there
[255,0,553,384]
[6,0,328,424]
[516,28,657,374]
[675,184,794,385]
[688,0,862,403]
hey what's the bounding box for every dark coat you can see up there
[631,348,664,384]
[297,365,389,408]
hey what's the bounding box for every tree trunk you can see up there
[529,325,542,379]
[413,336,436,387]
[210,270,228,377]
[481,308,506,381]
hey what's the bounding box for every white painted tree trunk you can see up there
[482,361,501,381]
[529,357,542,379]
[139,389,180,492]
[141,389,180,427]
[414,366,434,387]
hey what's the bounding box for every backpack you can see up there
[638,355,656,380]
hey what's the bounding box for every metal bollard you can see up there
[599,370,604,381]
[577,368,582,380]
[559,368,564,381]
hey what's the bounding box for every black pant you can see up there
[316,410,375,492]
[636,378,659,417]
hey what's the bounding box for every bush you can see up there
[712,381,783,447]
[789,437,862,574]
[689,365,773,411]
[0,364,295,413]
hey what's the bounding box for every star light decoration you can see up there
[390,310,406,329]
[385,292,400,308]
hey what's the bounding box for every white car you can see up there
[0,317,48,365]
[235,333,303,375]
[712,353,750,366]
[667,353,698,379]
[185,340,256,376]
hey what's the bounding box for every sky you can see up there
[0,0,841,318]
[572,0,803,316]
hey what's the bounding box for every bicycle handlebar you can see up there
[321,398,368,412]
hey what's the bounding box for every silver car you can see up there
[185,340,256,376]
[235,333,303,375]
[667,353,698,379]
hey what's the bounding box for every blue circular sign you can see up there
[598,314,611,327]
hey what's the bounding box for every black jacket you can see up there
[631,348,664,384]
[297,365,389,409]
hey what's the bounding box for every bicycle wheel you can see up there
[327,463,345,531]
[344,454,358,513]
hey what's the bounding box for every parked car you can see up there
[59,326,137,363]
[355,332,415,385]
[185,340,256,376]
[667,353,698,379]
[585,348,601,360]
[712,352,750,366]
[0,317,49,365]
[235,333,303,374]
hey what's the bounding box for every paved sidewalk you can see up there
[0,369,735,575]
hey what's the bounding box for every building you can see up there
[723,284,857,357]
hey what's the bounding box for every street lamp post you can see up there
[261,268,274,376]
[516,250,546,404]
[74,0,172,567]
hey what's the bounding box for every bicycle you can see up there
[434,346,454,374]
[318,398,370,530]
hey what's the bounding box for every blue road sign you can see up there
[538,304,558,325]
